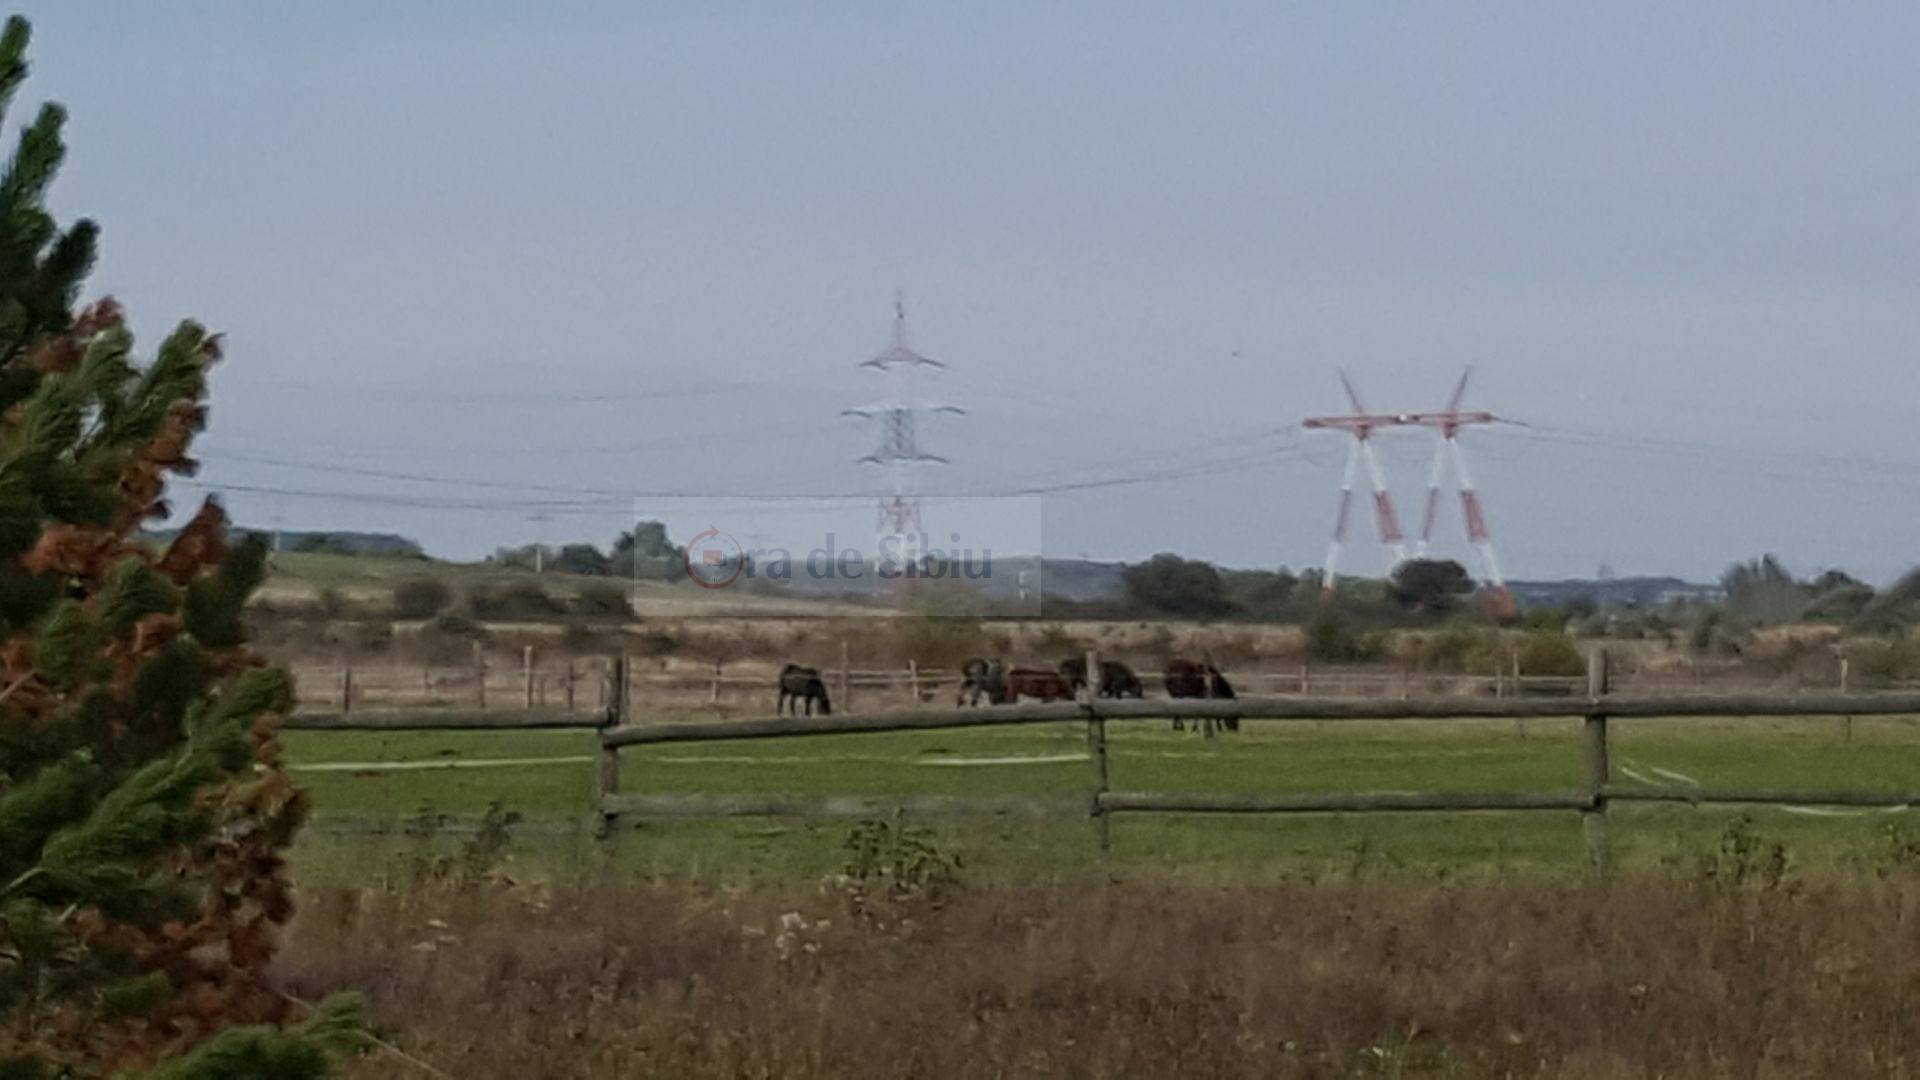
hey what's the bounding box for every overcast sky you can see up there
[15,2,1919,583]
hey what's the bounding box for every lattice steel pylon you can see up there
[1304,368,1514,617]
[1303,372,1410,587]
[841,293,963,547]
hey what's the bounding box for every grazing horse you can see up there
[1002,667,1075,703]
[1058,657,1145,699]
[1165,658,1238,736]
[777,663,833,716]
[957,658,1007,706]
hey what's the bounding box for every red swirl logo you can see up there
[683,526,745,589]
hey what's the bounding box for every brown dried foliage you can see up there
[282,874,1920,1078]
[0,305,308,1069]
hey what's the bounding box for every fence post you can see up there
[473,641,486,710]
[1582,646,1612,878]
[908,659,921,704]
[523,645,535,711]
[566,658,577,711]
[340,660,353,717]
[1839,656,1854,742]
[595,654,628,839]
[422,664,431,701]
[709,657,722,705]
[1083,648,1110,853]
[1511,651,1527,737]
[839,639,852,712]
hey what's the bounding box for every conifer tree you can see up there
[0,15,355,1076]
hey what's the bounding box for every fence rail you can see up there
[292,649,1920,715]
[586,650,1920,870]
[273,650,1920,873]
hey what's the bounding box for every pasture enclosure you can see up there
[596,650,1920,872]
[287,645,1892,719]
[286,650,1920,874]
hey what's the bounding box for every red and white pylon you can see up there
[1306,373,1410,587]
[1407,369,1512,616]
[1305,368,1514,616]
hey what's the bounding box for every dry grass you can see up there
[282,862,1920,1078]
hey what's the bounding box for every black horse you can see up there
[777,663,833,716]
[1165,658,1238,736]
[956,657,1007,706]
[1058,657,1145,699]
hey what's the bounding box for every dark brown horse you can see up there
[1058,657,1145,699]
[777,663,833,716]
[1165,658,1237,735]
[1002,667,1074,703]
[957,658,1007,706]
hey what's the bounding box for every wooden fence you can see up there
[295,651,1895,717]
[281,649,1920,874]
[590,649,1920,872]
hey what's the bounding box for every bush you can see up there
[897,617,990,667]
[348,617,393,653]
[630,627,681,657]
[1847,636,1920,687]
[560,623,621,655]
[466,582,565,619]
[1030,623,1085,658]
[571,582,632,618]
[316,585,350,620]
[392,576,453,619]
[1409,625,1501,674]
[1306,602,1369,663]
[1515,629,1584,677]
[409,617,486,665]
[1121,553,1237,618]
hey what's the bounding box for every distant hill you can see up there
[142,526,426,559]
[1507,575,1722,609]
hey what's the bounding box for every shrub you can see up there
[571,582,632,618]
[1514,628,1584,677]
[1030,623,1084,658]
[897,617,989,667]
[630,627,681,657]
[1306,602,1367,663]
[315,584,350,620]
[1847,635,1920,687]
[1409,625,1501,674]
[348,617,393,653]
[835,818,964,918]
[560,623,621,655]
[466,581,565,619]
[391,575,453,619]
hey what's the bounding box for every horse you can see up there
[1058,657,1145,699]
[776,663,833,716]
[1002,667,1075,703]
[1165,658,1238,736]
[957,657,1007,706]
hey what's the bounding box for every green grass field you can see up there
[282,713,1920,886]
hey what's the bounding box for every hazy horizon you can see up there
[17,3,1918,585]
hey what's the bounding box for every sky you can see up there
[13,2,1919,584]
